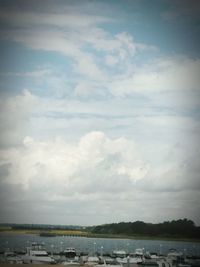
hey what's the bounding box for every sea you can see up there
[0,233,200,256]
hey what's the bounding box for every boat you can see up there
[102,257,117,265]
[129,256,143,264]
[116,255,143,264]
[128,248,145,264]
[167,248,183,260]
[63,247,77,258]
[96,258,122,267]
[115,257,127,264]
[22,242,55,264]
[62,258,80,266]
[112,250,126,258]
[4,251,23,264]
[85,256,100,265]
[135,248,145,256]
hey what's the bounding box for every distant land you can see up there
[0,223,84,230]
[89,218,200,240]
[0,219,200,241]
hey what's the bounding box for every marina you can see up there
[0,234,200,266]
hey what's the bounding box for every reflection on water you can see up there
[0,233,200,255]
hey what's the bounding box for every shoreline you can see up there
[0,229,200,243]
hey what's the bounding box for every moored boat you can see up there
[4,250,23,264]
[85,255,100,265]
[22,242,55,264]
[63,247,77,258]
[112,250,127,258]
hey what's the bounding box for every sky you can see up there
[0,0,200,226]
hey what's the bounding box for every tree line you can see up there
[1,223,84,230]
[90,219,200,239]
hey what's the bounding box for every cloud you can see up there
[105,55,118,66]
[0,90,38,147]
[1,132,148,191]
[74,81,108,98]
[1,130,200,224]
[1,88,199,151]
[0,8,111,28]
[0,86,199,225]
[0,4,157,83]
[109,57,200,96]
[0,130,147,222]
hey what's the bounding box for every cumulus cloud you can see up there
[0,131,200,224]
[0,131,148,223]
[1,132,148,190]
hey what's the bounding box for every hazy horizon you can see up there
[0,0,200,226]
[1,217,199,227]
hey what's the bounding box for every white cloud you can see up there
[0,90,38,147]
[110,58,200,95]
[1,89,199,150]
[74,82,95,97]
[0,9,111,29]
[0,88,199,225]
[1,130,200,225]
[0,132,148,191]
[75,54,106,81]
[0,6,157,84]
[105,55,119,66]
[109,57,200,96]
[74,81,108,97]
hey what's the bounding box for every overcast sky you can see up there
[0,0,200,226]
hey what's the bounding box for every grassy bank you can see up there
[0,228,88,236]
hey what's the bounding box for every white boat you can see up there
[115,257,127,264]
[116,255,143,264]
[149,253,160,260]
[4,251,23,264]
[112,250,126,258]
[128,248,145,264]
[62,258,80,266]
[102,256,117,265]
[85,256,100,265]
[96,260,122,267]
[96,256,122,267]
[129,256,143,264]
[167,249,183,260]
[22,242,55,264]
[135,248,144,256]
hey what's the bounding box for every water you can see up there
[0,233,200,256]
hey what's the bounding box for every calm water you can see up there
[0,233,200,256]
